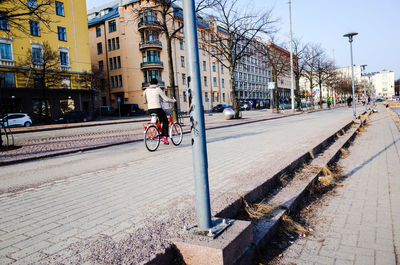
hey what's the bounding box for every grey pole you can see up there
[182,0,212,230]
[344,32,358,119]
[360,65,367,109]
[288,0,295,112]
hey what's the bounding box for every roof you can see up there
[87,2,120,27]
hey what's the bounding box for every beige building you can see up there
[87,0,232,112]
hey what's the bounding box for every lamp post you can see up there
[343,32,358,118]
[360,64,367,109]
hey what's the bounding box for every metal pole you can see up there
[361,65,367,109]
[349,40,356,118]
[182,0,212,230]
[288,0,295,112]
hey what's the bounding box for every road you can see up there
[0,107,362,264]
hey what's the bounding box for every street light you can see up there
[360,64,367,109]
[288,0,295,112]
[343,32,358,119]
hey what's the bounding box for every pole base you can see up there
[184,217,232,239]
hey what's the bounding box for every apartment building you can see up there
[87,0,232,112]
[336,66,395,98]
[0,0,92,121]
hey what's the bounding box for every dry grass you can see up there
[365,116,371,122]
[358,127,366,132]
[278,174,291,186]
[309,150,314,159]
[311,165,336,187]
[241,197,275,219]
[281,215,308,236]
[340,148,349,157]
[341,129,345,134]
[336,133,342,138]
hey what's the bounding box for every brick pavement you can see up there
[273,106,400,265]
[0,107,363,264]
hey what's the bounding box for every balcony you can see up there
[0,59,15,67]
[139,40,162,50]
[142,80,165,87]
[140,61,164,70]
[138,20,163,31]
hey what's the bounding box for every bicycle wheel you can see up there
[169,122,183,146]
[144,125,160,152]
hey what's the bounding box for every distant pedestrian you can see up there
[368,96,371,105]
[327,96,332,109]
[347,96,352,107]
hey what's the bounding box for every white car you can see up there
[0,113,32,128]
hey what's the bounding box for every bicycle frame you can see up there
[142,115,175,134]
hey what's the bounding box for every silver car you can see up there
[0,113,32,128]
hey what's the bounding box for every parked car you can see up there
[95,106,116,116]
[57,111,88,123]
[212,104,227,112]
[0,113,32,128]
[120,104,147,116]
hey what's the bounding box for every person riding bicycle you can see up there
[143,78,176,144]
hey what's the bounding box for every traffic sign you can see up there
[117,97,121,103]
[249,100,253,106]
[312,91,317,96]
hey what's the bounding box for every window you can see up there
[99,60,104,72]
[31,47,43,64]
[119,75,122,87]
[201,45,205,56]
[27,0,38,8]
[29,20,40,36]
[96,26,101,37]
[113,57,117,69]
[0,71,15,88]
[205,92,209,102]
[112,38,115,50]
[109,58,113,70]
[59,51,69,66]
[211,48,215,55]
[182,73,186,85]
[0,17,9,31]
[203,76,207,87]
[213,77,217,87]
[55,1,64,16]
[203,61,206,71]
[108,20,116,32]
[221,65,224,74]
[111,76,115,88]
[222,78,225,88]
[223,93,225,102]
[179,39,183,50]
[143,70,161,83]
[181,56,185,67]
[97,43,102,54]
[108,39,112,51]
[142,50,160,62]
[117,56,121,68]
[0,43,12,60]
[57,26,67,41]
[212,62,216,72]
[116,37,120,49]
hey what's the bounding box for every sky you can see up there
[86,0,400,79]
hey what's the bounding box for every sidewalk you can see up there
[273,106,400,265]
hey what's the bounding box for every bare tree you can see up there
[0,0,55,35]
[22,41,62,123]
[302,44,324,109]
[314,53,334,108]
[200,0,275,118]
[256,37,290,113]
[131,0,215,121]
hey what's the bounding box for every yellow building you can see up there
[87,0,233,113]
[0,0,92,122]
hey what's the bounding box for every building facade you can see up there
[0,0,92,122]
[87,0,232,113]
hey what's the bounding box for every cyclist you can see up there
[143,78,176,144]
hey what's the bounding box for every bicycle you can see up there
[142,113,183,152]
